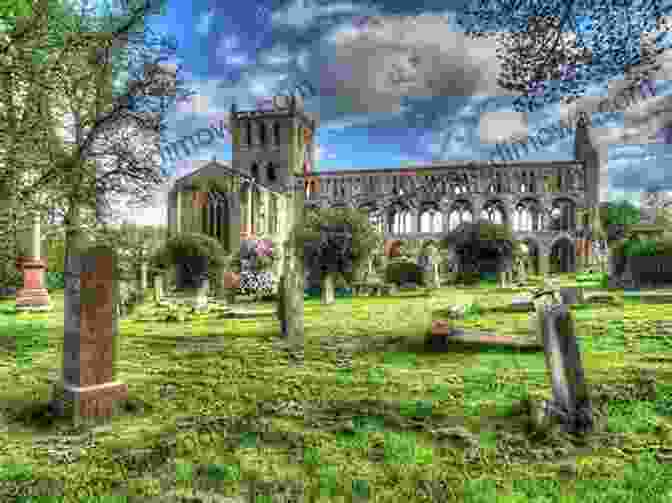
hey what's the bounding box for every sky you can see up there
[98,0,672,227]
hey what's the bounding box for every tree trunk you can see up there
[321,272,335,305]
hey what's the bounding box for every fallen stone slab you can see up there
[624,291,672,304]
[509,296,535,312]
[584,293,616,304]
[427,320,543,350]
[218,309,276,319]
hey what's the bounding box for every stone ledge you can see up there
[427,320,543,350]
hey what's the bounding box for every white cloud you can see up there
[248,72,292,98]
[316,13,513,117]
[479,111,528,144]
[271,0,363,28]
[176,94,210,115]
[224,54,249,66]
[259,46,293,66]
[196,10,214,36]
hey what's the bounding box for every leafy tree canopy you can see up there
[298,206,384,276]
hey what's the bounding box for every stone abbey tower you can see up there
[169,98,603,276]
[167,95,317,278]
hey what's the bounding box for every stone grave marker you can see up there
[537,303,593,434]
[510,295,534,312]
[153,275,163,303]
[49,245,128,426]
[559,287,583,305]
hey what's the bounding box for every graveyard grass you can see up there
[0,276,672,502]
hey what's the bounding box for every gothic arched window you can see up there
[514,200,542,232]
[420,207,442,233]
[259,122,267,146]
[481,201,505,225]
[267,163,277,182]
[273,122,281,146]
[448,202,472,231]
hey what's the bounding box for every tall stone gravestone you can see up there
[153,274,163,303]
[49,245,128,426]
[537,302,593,434]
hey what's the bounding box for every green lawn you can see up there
[0,277,671,502]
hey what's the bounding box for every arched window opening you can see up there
[481,202,505,225]
[267,164,277,182]
[448,202,472,231]
[259,122,267,146]
[273,122,281,146]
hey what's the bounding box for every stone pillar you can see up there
[538,244,550,276]
[16,212,51,311]
[321,273,335,305]
[49,245,128,427]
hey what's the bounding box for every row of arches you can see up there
[306,168,585,201]
[249,162,278,186]
[369,198,578,234]
[241,120,281,148]
[384,235,577,274]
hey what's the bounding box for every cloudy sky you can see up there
[107,0,672,227]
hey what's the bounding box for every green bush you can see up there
[385,259,423,286]
[46,271,64,290]
[152,232,227,270]
[624,238,658,257]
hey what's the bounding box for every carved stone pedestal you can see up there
[15,258,51,311]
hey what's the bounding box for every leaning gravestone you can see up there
[49,245,128,426]
[535,301,593,434]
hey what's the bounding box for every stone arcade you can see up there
[167,98,603,278]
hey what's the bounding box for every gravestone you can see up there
[559,287,583,305]
[537,303,593,434]
[515,257,527,284]
[49,245,128,426]
[139,262,148,291]
[510,295,534,312]
[153,275,163,303]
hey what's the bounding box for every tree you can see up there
[301,206,383,305]
[3,0,192,287]
[599,199,641,242]
[440,219,516,280]
[455,0,667,115]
